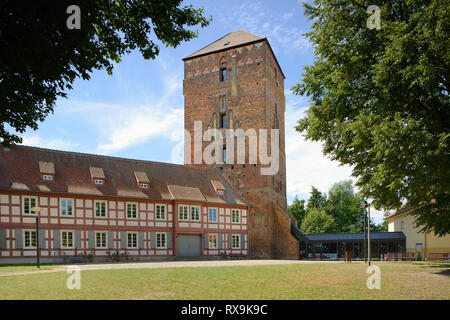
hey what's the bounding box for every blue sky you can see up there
[18,0,386,224]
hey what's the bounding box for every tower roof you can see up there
[183,30,285,78]
[184,30,264,60]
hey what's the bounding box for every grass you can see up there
[0,263,59,273]
[0,262,448,300]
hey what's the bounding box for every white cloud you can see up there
[21,135,79,151]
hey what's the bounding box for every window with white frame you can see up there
[43,174,53,181]
[156,232,166,249]
[139,183,148,189]
[95,201,107,218]
[60,199,74,217]
[94,179,104,185]
[23,196,37,215]
[126,203,138,219]
[95,231,107,248]
[61,231,74,248]
[231,209,240,223]
[178,205,189,221]
[209,234,217,249]
[127,232,138,248]
[190,206,201,222]
[24,230,36,248]
[208,208,217,222]
[232,234,241,249]
[155,204,166,220]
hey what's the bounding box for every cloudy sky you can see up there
[18,0,386,224]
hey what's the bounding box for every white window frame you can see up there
[178,205,189,221]
[60,198,74,217]
[126,202,138,219]
[94,200,108,218]
[94,179,104,185]
[156,232,167,249]
[139,183,148,189]
[208,208,218,223]
[43,174,53,181]
[217,189,224,195]
[23,196,38,215]
[155,204,166,221]
[209,234,218,249]
[232,234,241,249]
[24,230,37,249]
[127,232,138,249]
[61,230,74,249]
[95,231,107,249]
[190,206,201,222]
[231,209,241,224]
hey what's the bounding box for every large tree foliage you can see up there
[301,207,335,234]
[293,0,450,235]
[287,196,307,228]
[289,181,384,233]
[0,0,210,144]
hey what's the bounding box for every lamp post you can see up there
[31,206,43,269]
[368,204,371,266]
[361,201,369,263]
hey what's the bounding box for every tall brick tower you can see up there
[183,31,299,259]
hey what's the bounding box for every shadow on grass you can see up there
[413,261,450,277]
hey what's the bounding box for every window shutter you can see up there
[108,231,114,249]
[218,234,223,249]
[53,230,60,249]
[227,234,232,249]
[75,231,81,249]
[0,229,6,249]
[120,232,127,249]
[204,233,209,249]
[38,230,46,249]
[15,229,23,249]
[139,232,145,249]
[88,231,95,249]
[167,232,172,249]
[241,235,245,249]
[150,232,156,249]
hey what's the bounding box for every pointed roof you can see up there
[184,30,265,60]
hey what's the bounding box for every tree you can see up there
[301,207,335,234]
[306,186,327,210]
[325,180,364,233]
[293,0,450,235]
[0,0,210,145]
[288,196,307,227]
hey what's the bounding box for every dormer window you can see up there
[211,180,226,196]
[39,161,55,182]
[90,167,105,185]
[43,175,53,181]
[94,179,104,185]
[135,171,150,189]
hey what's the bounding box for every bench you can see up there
[425,253,450,261]
[384,252,415,261]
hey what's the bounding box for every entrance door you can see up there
[177,234,202,257]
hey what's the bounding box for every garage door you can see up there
[178,234,202,257]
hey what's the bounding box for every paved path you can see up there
[0,259,346,277]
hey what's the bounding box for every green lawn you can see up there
[0,262,448,300]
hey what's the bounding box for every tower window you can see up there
[220,67,227,82]
[220,113,227,128]
[222,146,227,164]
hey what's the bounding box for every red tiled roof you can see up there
[0,144,249,206]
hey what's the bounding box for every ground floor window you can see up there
[127,232,138,248]
[232,235,241,249]
[24,230,36,248]
[61,231,74,248]
[156,233,166,249]
[209,234,217,249]
[96,231,107,248]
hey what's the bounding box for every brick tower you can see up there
[183,30,299,259]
